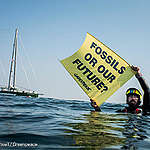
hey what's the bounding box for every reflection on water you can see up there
[64,111,125,149]
[122,114,150,149]
[0,97,150,149]
[64,111,150,149]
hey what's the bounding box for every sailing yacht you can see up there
[0,29,39,98]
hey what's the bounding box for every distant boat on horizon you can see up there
[0,29,40,98]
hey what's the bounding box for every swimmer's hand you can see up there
[131,66,140,73]
[90,99,101,111]
[131,65,142,78]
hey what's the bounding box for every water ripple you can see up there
[0,95,150,149]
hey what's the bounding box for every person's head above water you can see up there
[126,88,142,108]
[90,88,142,111]
[90,65,150,114]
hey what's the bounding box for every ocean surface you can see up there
[0,96,150,150]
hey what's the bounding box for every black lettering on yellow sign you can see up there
[97,65,116,83]
[83,52,116,83]
[90,42,126,74]
[72,59,108,93]
[84,53,97,67]
[74,73,91,91]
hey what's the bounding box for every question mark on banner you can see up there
[101,86,108,93]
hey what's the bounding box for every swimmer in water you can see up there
[90,66,150,114]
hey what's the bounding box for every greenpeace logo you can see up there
[74,73,91,91]
[0,142,38,147]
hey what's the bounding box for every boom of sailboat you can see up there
[0,29,42,98]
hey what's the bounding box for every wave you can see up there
[0,96,150,149]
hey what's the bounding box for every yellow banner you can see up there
[60,33,135,106]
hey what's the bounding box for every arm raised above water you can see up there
[131,66,150,113]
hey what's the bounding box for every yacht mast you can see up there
[8,29,18,90]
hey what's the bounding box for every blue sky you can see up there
[0,0,150,103]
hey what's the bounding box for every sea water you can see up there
[0,95,150,149]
